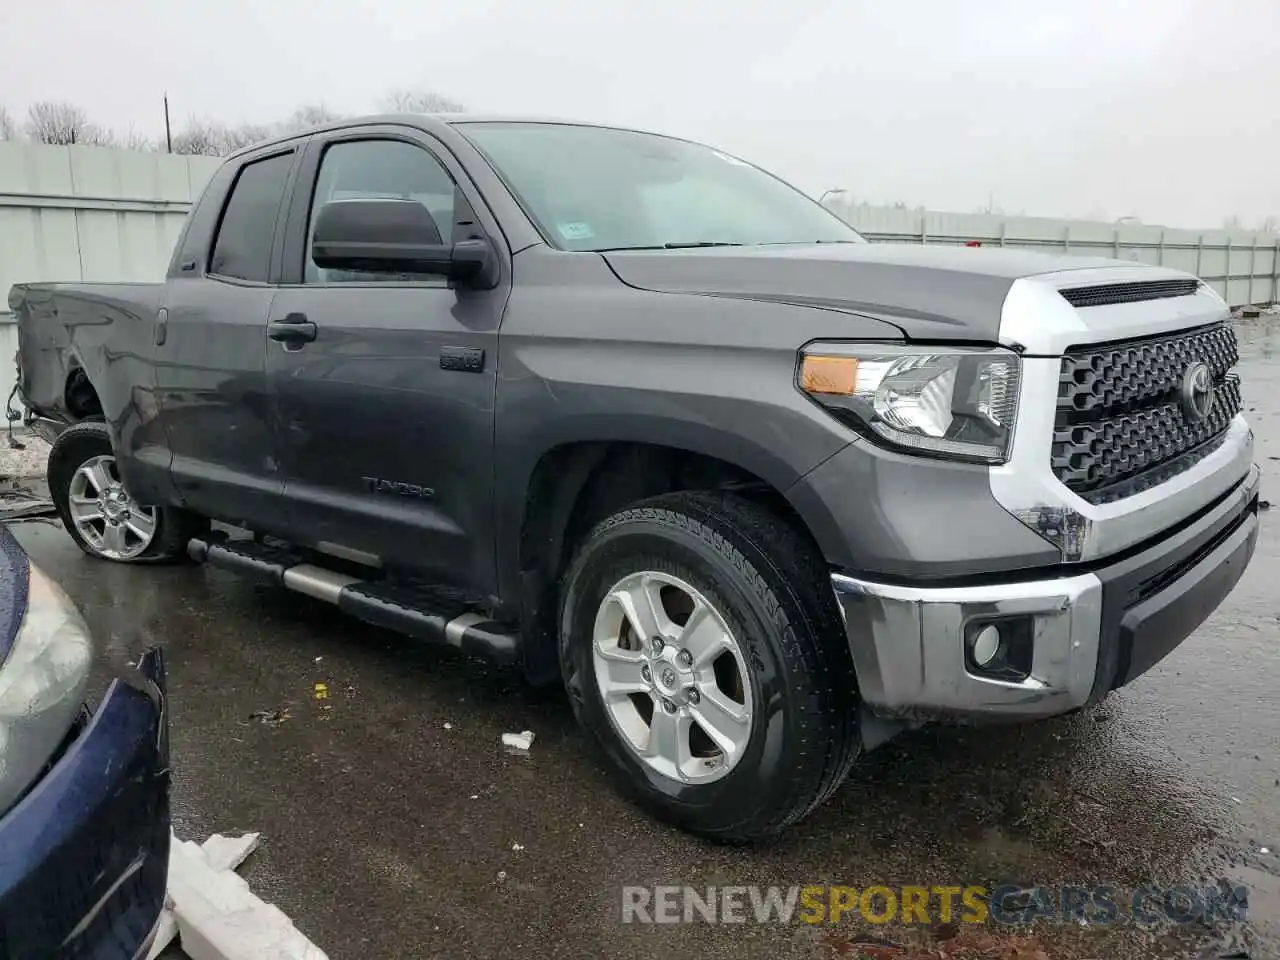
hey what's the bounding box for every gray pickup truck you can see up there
[9,115,1259,841]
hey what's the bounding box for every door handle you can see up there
[268,313,317,345]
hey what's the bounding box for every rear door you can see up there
[264,127,508,591]
[154,145,300,532]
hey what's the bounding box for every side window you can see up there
[208,152,293,282]
[305,139,456,284]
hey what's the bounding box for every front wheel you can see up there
[47,421,205,563]
[559,491,861,842]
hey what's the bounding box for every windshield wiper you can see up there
[661,241,744,249]
[760,239,861,246]
[591,241,747,252]
[595,240,855,252]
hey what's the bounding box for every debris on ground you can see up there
[1233,302,1280,319]
[502,730,535,754]
[247,709,291,726]
[0,477,55,520]
[511,842,524,852]
[151,830,328,960]
[147,831,264,959]
[314,682,329,700]
[2,516,60,528]
[444,722,453,730]
[0,433,50,483]
[817,925,1050,959]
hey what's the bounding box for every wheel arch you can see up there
[63,362,104,421]
[510,435,835,685]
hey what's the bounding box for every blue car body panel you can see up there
[0,526,28,663]
[0,537,169,960]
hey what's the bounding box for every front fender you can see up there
[493,340,859,605]
[492,247,905,608]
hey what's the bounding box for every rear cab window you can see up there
[208,152,294,282]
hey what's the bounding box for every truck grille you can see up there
[1051,323,1241,500]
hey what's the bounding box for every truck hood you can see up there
[602,243,1147,341]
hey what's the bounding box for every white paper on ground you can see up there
[165,836,328,960]
[501,730,535,753]
[145,830,325,960]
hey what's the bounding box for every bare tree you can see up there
[1259,215,1278,233]
[381,89,466,114]
[277,104,342,134]
[121,127,158,152]
[1223,214,1243,230]
[174,118,282,156]
[224,123,273,151]
[24,101,114,145]
[160,93,462,158]
[172,119,231,156]
[0,106,16,141]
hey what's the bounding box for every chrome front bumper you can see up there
[832,465,1260,721]
[833,570,1104,719]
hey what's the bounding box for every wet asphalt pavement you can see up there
[12,318,1280,960]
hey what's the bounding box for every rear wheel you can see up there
[559,491,860,842]
[48,422,205,563]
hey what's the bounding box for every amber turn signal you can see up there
[800,355,858,396]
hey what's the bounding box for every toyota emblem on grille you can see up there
[1180,362,1215,422]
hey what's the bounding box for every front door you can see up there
[154,147,298,532]
[265,131,507,592]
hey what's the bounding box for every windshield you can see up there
[459,122,864,252]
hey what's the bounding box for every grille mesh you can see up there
[1052,323,1241,497]
[1057,323,1238,415]
[1059,279,1200,308]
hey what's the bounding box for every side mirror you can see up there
[311,198,497,288]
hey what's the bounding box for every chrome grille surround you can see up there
[990,266,1253,563]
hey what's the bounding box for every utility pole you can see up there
[164,94,173,153]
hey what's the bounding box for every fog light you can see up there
[963,616,1034,682]
[969,624,1002,666]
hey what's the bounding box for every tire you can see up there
[559,490,861,842]
[47,421,206,564]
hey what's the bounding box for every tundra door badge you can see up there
[439,346,486,373]
[362,476,435,500]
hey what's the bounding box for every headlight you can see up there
[799,344,1021,463]
[0,563,94,815]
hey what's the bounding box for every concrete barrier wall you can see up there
[0,143,221,412]
[0,142,1274,422]
[834,201,1280,309]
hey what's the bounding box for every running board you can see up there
[188,537,519,665]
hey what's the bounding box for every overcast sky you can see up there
[2,0,1276,228]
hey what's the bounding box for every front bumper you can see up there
[0,649,170,959]
[833,466,1260,720]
